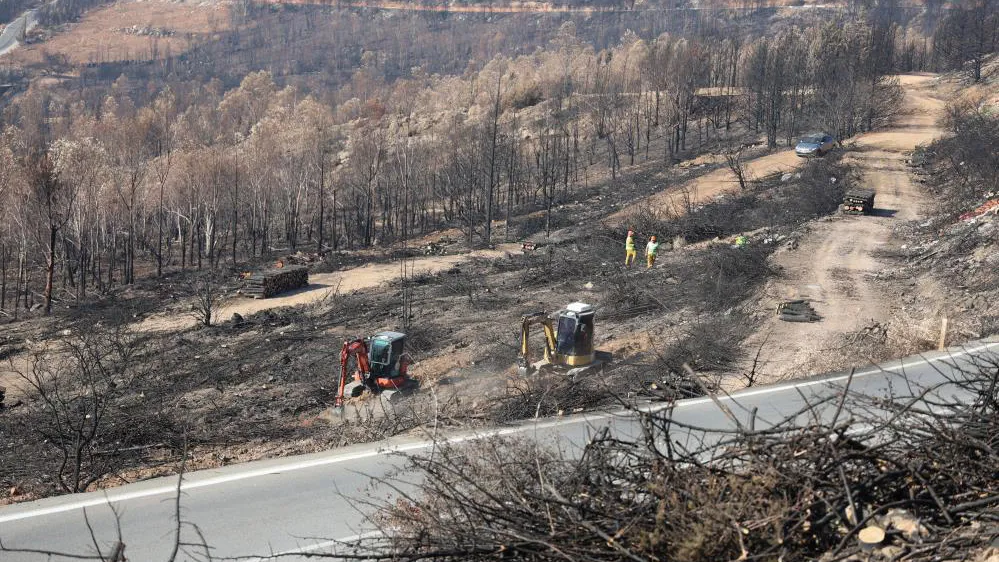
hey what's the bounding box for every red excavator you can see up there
[335,331,420,408]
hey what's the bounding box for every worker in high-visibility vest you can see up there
[646,235,660,269]
[625,229,637,267]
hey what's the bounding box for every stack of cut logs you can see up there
[241,266,309,298]
[842,189,875,215]
[424,241,448,255]
[776,299,821,322]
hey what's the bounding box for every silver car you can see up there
[795,133,836,157]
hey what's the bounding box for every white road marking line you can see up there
[243,531,382,561]
[243,419,909,560]
[1,340,996,524]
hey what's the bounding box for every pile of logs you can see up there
[423,236,456,256]
[241,266,309,298]
[842,189,876,215]
[423,242,448,256]
[777,299,821,322]
[281,251,322,266]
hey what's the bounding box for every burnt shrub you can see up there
[926,103,999,216]
[603,244,774,320]
[666,244,774,311]
[512,212,576,239]
[620,156,852,246]
[489,374,609,422]
[654,315,752,375]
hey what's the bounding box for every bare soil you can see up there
[1,0,230,66]
[735,74,947,383]
[134,243,524,332]
[261,0,835,13]
[3,72,977,506]
[608,148,802,225]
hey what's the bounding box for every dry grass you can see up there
[364,358,999,562]
[3,0,230,66]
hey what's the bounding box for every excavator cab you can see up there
[335,331,418,408]
[554,303,596,367]
[368,331,406,379]
[519,302,606,378]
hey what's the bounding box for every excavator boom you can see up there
[519,312,559,376]
[335,338,371,408]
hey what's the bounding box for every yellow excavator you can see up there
[518,302,609,378]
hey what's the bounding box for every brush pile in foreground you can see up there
[346,356,999,561]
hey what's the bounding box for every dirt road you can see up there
[134,243,523,332]
[737,74,944,383]
[0,8,37,57]
[608,149,802,224]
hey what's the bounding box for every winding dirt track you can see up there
[738,74,944,383]
[134,243,523,332]
[137,143,807,333]
[607,149,802,224]
[32,75,946,392]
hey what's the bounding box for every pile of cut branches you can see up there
[349,355,999,561]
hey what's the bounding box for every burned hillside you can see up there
[0,154,855,504]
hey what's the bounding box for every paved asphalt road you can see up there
[2,337,997,560]
[0,9,37,57]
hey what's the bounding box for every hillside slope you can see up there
[737,74,946,383]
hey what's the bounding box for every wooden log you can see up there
[842,189,875,215]
[858,526,885,551]
[777,299,821,322]
[241,266,308,298]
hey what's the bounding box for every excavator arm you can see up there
[336,338,371,408]
[520,312,558,374]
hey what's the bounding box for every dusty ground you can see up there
[136,142,798,334]
[608,148,802,224]
[263,0,836,13]
[736,74,946,383]
[5,71,980,506]
[134,243,525,332]
[1,0,229,66]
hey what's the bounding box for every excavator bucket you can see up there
[517,360,537,377]
[342,380,367,399]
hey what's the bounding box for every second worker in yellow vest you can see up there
[625,229,637,267]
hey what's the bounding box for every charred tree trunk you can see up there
[44,224,56,315]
